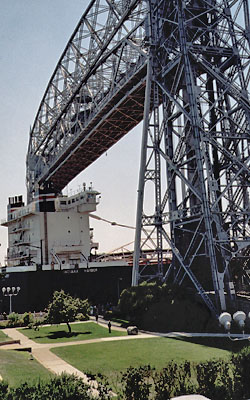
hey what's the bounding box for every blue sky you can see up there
[0,1,142,265]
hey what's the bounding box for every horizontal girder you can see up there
[26,0,148,201]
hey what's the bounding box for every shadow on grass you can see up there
[168,336,248,353]
[34,330,92,340]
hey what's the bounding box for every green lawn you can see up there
[52,336,231,385]
[0,330,9,342]
[18,322,127,343]
[0,349,53,387]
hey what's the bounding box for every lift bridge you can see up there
[26,0,250,316]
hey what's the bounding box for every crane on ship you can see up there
[26,0,250,317]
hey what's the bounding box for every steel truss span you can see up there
[26,0,250,315]
[26,0,148,199]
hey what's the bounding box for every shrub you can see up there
[0,381,8,399]
[121,365,153,400]
[76,313,88,321]
[103,311,113,320]
[196,359,234,400]
[119,282,164,319]
[231,346,250,400]
[154,361,197,400]
[22,312,34,327]
[118,282,217,332]
[0,374,111,399]
[7,312,20,327]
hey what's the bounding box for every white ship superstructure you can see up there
[1,186,99,268]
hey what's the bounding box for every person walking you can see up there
[108,320,111,333]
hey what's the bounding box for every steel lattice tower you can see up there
[26,0,250,316]
[132,0,250,315]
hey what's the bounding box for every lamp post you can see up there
[2,286,20,314]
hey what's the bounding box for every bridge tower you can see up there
[132,0,250,315]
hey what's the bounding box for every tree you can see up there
[46,290,90,333]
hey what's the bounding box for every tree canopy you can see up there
[46,290,89,333]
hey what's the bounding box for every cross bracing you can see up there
[26,0,250,315]
[132,0,250,315]
[26,0,148,200]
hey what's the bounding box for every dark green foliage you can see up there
[231,346,250,400]
[46,290,90,333]
[121,366,153,400]
[119,282,165,318]
[103,310,113,320]
[7,313,20,327]
[22,312,33,327]
[0,381,8,397]
[86,373,113,400]
[119,282,217,332]
[1,346,250,399]
[116,348,250,399]
[154,361,197,400]
[36,374,91,400]
[196,359,234,400]
[0,374,111,400]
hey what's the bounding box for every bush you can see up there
[0,374,111,400]
[22,312,34,327]
[119,282,164,319]
[103,311,113,320]
[0,320,8,329]
[76,313,88,321]
[118,282,217,332]
[0,381,8,398]
[231,346,250,399]
[7,313,21,327]
[154,361,197,399]
[121,366,153,400]
[196,359,234,400]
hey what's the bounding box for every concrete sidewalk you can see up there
[2,321,156,380]
[3,326,93,384]
[2,322,246,399]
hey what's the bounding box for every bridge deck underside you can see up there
[41,64,147,193]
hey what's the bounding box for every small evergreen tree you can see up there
[46,290,89,333]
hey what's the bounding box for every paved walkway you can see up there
[1,321,156,384]
[1,321,249,399]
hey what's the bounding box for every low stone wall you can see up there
[0,340,20,346]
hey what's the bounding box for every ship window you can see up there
[60,201,67,205]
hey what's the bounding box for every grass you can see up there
[0,330,9,342]
[0,349,53,387]
[51,336,231,386]
[18,322,127,343]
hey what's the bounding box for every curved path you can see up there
[1,321,248,400]
[2,320,249,377]
[2,321,155,380]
